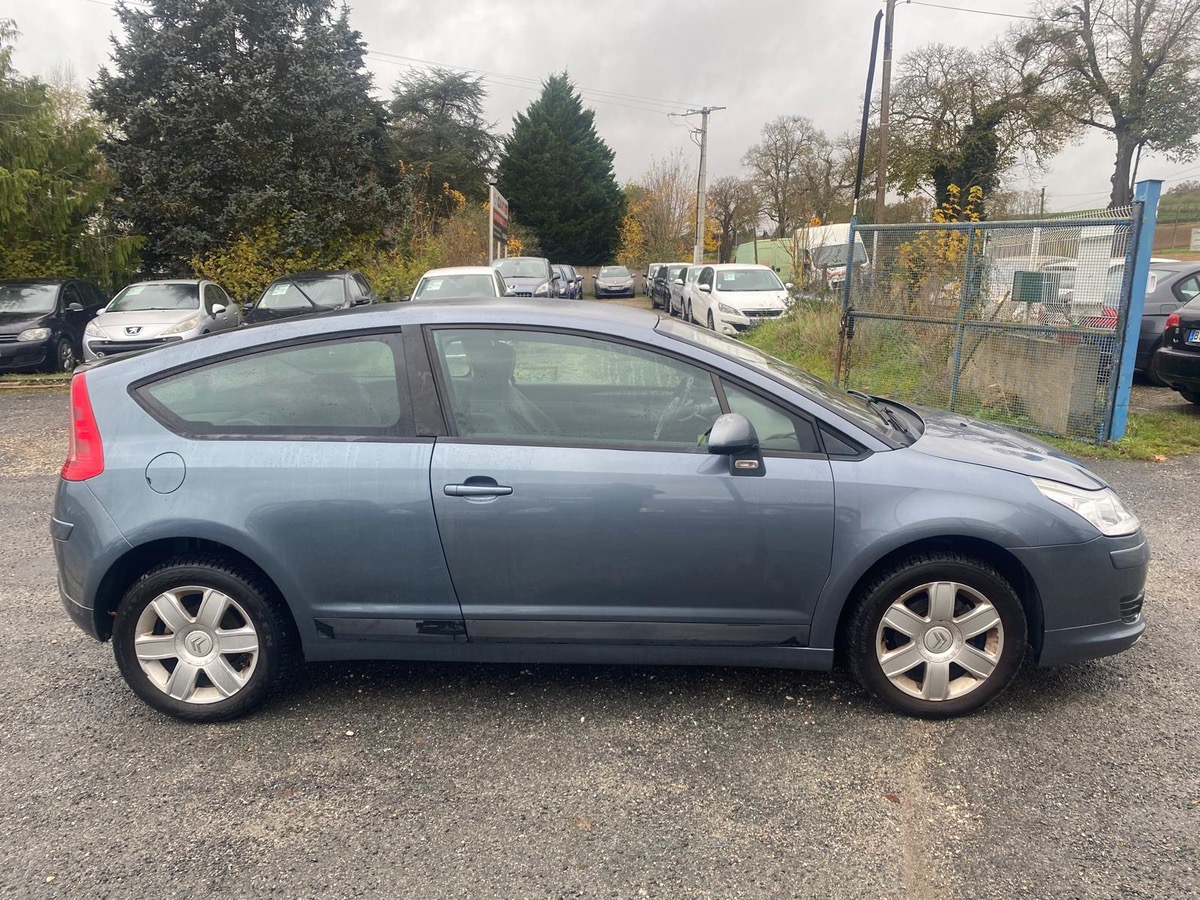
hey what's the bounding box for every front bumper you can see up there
[1011,530,1149,666]
[712,308,786,336]
[595,285,635,298]
[0,338,50,371]
[83,334,183,361]
[1154,345,1200,392]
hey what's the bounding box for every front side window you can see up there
[259,277,346,311]
[722,381,818,453]
[432,328,720,448]
[202,284,225,315]
[108,283,199,312]
[353,275,373,297]
[141,337,408,436]
[698,268,714,287]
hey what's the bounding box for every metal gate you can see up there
[835,184,1160,443]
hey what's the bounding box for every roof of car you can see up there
[124,279,204,287]
[268,270,356,281]
[336,298,658,328]
[419,266,499,277]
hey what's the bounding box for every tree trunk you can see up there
[1110,128,1137,208]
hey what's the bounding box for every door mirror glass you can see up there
[706,413,759,455]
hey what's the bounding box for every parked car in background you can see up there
[409,267,510,301]
[1129,262,1200,383]
[593,265,636,299]
[689,264,791,334]
[554,265,582,299]
[0,279,107,372]
[645,263,665,298]
[54,299,1146,723]
[493,257,558,298]
[652,263,688,310]
[243,270,378,325]
[668,265,702,319]
[83,280,238,362]
[1154,295,1200,404]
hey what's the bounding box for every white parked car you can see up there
[83,280,239,362]
[668,265,702,319]
[687,264,791,335]
[408,266,511,302]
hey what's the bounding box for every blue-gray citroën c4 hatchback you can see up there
[52,300,1148,721]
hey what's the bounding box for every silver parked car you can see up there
[83,280,239,361]
[54,300,1146,722]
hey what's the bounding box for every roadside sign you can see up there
[489,186,509,262]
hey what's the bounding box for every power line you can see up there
[903,1,1047,21]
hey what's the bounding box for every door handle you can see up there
[444,483,513,498]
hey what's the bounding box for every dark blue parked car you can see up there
[53,300,1147,721]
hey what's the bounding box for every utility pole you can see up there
[873,0,896,227]
[686,106,725,265]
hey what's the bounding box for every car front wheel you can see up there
[54,338,76,373]
[112,556,297,721]
[845,552,1027,718]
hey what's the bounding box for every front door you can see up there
[427,327,835,646]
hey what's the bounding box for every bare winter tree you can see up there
[708,176,759,262]
[1018,0,1200,206]
[635,149,696,261]
[743,116,853,236]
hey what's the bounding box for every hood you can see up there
[0,311,52,334]
[92,307,200,339]
[714,289,789,309]
[910,406,1106,490]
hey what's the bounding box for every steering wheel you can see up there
[653,375,716,443]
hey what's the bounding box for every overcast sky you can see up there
[9,0,1199,212]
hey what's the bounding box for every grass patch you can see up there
[1044,407,1200,460]
[0,372,70,387]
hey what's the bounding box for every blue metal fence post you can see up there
[1109,179,1162,441]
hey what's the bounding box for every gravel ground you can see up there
[1,388,1197,900]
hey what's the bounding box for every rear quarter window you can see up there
[137,336,412,437]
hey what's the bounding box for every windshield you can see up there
[599,266,630,278]
[665,265,685,280]
[495,258,549,279]
[413,274,500,300]
[656,318,906,441]
[714,268,785,292]
[108,284,199,312]
[259,277,346,310]
[808,238,869,269]
[0,283,57,314]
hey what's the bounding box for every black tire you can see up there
[112,555,298,722]
[707,311,715,330]
[1180,389,1200,405]
[53,338,77,373]
[1145,343,1167,386]
[844,551,1027,719]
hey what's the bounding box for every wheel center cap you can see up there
[187,632,213,656]
[176,626,218,663]
[924,626,954,653]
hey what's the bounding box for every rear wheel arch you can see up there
[828,536,1043,664]
[92,537,299,646]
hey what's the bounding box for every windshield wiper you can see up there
[282,280,318,307]
[848,390,912,437]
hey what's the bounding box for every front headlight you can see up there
[17,327,51,342]
[534,283,550,297]
[717,302,740,317]
[1032,477,1140,536]
[162,315,200,335]
[84,320,105,338]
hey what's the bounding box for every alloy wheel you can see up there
[58,340,76,372]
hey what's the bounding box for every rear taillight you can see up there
[1165,312,1181,331]
[62,373,104,481]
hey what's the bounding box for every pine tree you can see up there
[496,74,624,264]
[92,0,403,272]
[391,68,499,220]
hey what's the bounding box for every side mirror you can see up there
[785,282,795,290]
[400,295,412,302]
[353,296,371,305]
[212,304,226,315]
[674,279,684,285]
[698,283,712,293]
[706,413,764,476]
[67,302,85,312]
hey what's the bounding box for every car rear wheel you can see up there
[845,552,1027,718]
[112,556,297,721]
[1145,342,1167,386]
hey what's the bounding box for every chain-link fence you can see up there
[835,203,1151,443]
